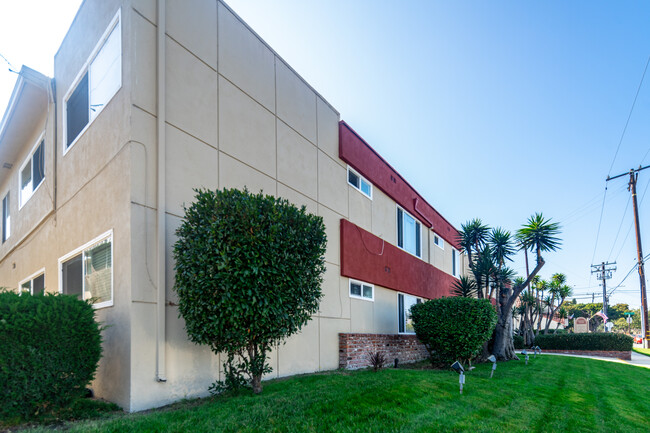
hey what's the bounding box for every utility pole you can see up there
[591,262,616,331]
[607,165,650,348]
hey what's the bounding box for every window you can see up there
[398,293,423,334]
[19,138,45,208]
[2,193,9,242]
[59,231,113,308]
[433,233,444,249]
[19,271,45,295]
[347,166,372,199]
[64,10,121,151]
[452,248,459,278]
[397,207,421,257]
[349,279,374,301]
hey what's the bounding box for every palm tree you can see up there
[458,219,490,298]
[555,306,568,331]
[451,275,478,298]
[492,213,561,360]
[544,275,572,334]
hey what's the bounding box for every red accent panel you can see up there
[340,219,457,300]
[339,121,461,250]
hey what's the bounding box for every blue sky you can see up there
[1,0,649,308]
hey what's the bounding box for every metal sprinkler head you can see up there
[487,355,497,378]
[451,361,465,394]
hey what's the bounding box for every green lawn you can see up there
[633,347,650,357]
[20,355,650,433]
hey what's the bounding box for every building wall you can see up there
[0,0,468,412]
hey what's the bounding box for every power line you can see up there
[590,185,608,269]
[607,55,650,177]
[608,193,632,261]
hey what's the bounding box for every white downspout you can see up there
[156,0,167,383]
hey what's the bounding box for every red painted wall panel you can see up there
[339,121,461,250]
[340,219,457,300]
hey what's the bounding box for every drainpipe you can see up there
[156,0,167,383]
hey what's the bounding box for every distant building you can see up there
[0,0,467,411]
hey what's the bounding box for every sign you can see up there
[574,317,589,333]
[627,316,633,324]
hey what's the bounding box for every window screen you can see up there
[33,274,45,295]
[62,253,83,298]
[66,73,89,147]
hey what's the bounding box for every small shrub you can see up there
[367,351,386,372]
[411,297,497,365]
[513,334,524,349]
[0,291,103,421]
[535,333,633,351]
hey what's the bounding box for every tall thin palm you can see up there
[516,213,562,264]
[458,219,490,269]
[489,227,516,267]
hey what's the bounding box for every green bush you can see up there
[174,188,327,394]
[513,334,524,349]
[411,296,497,364]
[535,333,632,351]
[0,291,103,421]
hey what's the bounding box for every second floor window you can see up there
[397,207,421,258]
[19,139,45,208]
[347,166,372,199]
[65,10,121,151]
[452,248,459,277]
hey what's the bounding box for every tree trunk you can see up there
[251,374,262,394]
[493,309,518,360]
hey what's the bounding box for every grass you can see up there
[14,355,650,433]
[633,347,650,357]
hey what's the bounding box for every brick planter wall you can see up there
[339,333,429,369]
[542,349,631,361]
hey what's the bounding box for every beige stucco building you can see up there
[0,0,468,411]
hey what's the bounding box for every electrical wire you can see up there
[607,193,631,261]
[607,55,650,177]
[590,185,608,270]
[608,252,650,297]
[0,52,18,73]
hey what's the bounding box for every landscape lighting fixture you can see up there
[521,349,529,365]
[533,346,542,357]
[451,361,466,394]
[487,355,497,378]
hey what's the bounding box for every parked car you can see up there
[634,334,643,344]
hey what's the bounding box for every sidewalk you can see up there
[542,350,650,369]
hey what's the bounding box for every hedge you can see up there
[411,296,496,364]
[534,333,633,352]
[513,334,524,349]
[0,291,103,420]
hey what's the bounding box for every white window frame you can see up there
[349,279,374,302]
[396,205,422,258]
[58,229,114,309]
[433,232,444,250]
[63,9,122,155]
[452,248,460,278]
[18,133,46,209]
[398,292,424,334]
[19,268,46,295]
[347,166,373,199]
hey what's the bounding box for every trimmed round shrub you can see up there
[173,188,327,394]
[411,296,497,364]
[535,333,632,351]
[0,291,103,420]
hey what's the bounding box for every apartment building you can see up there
[0,0,467,411]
